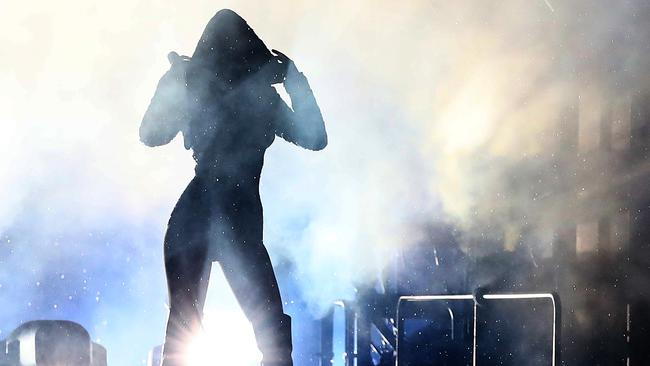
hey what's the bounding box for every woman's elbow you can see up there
[139,123,168,147]
[139,125,155,146]
[140,134,159,147]
[307,132,328,151]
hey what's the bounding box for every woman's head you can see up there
[191,9,274,86]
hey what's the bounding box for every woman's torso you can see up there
[187,79,278,188]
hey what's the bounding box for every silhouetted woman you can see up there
[140,9,327,366]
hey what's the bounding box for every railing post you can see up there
[320,307,335,366]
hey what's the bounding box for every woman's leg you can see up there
[219,241,292,366]
[162,177,212,366]
[163,248,212,366]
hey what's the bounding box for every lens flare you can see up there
[184,267,262,366]
[184,311,261,366]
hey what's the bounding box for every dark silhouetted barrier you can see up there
[0,320,106,366]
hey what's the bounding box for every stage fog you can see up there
[2,1,650,365]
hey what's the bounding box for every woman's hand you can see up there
[271,49,300,80]
[168,51,191,72]
[167,52,191,85]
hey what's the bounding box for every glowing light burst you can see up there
[186,312,262,366]
[184,310,261,366]
[185,269,262,366]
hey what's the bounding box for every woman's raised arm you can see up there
[271,51,327,151]
[139,54,191,147]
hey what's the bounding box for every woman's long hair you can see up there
[191,9,274,87]
[181,9,276,152]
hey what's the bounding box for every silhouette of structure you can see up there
[140,9,327,366]
[318,88,650,366]
[0,320,107,366]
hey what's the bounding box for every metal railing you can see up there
[396,292,561,366]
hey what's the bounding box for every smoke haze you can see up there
[1,0,649,364]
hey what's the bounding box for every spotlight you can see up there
[185,312,261,366]
[147,311,261,366]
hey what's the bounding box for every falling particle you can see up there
[60,274,65,280]
[543,0,555,12]
[53,304,58,309]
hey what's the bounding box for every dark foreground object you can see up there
[320,291,560,366]
[0,320,106,366]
